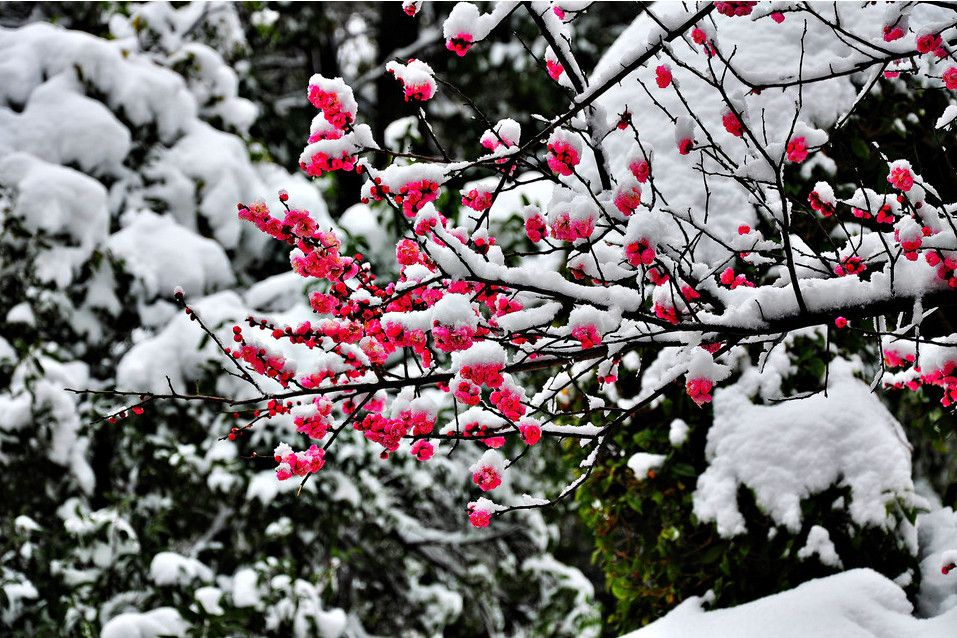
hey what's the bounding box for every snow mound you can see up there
[621,568,957,638]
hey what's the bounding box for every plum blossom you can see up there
[471,449,505,492]
[887,160,914,191]
[546,130,582,176]
[614,177,642,216]
[786,136,808,163]
[655,64,673,88]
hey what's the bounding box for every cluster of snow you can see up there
[695,360,917,537]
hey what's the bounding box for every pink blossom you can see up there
[614,181,642,215]
[685,378,713,406]
[411,439,434,461]
[460,363,505,389]
[882,25,905,42]
[469,508,492,528]
[396,238,420,266]
[472,465,502,491]
[719,268,754,289]
[546,59,564,81]
[462,188,494,211]
[655,65,672,89]
[807,190,834,217]
[916,33,942,54]
[571,324,602,349]
[549,212,594,242]
[446,32,474,56]
[396,179,441,217]
[490,386,526,420]
[654,302,679,324]
[834,256,866,277]
[629,159,650,183]
[944,68,957,90]
[888,165,914,191]
[786,136,808,163]
[546,137,581,176]
[713,1,756,17]
[283,209,317,238]
[722,109,743,137]
[895,228,924,261]
[307,82,355,129]
[525,214,548,242]
[625,239,656,267]
[302,150,358,177]
[875,205,896,225]
[274,443,326,480]
[433,324,476,353]
[519,422,542,445]
[453,379,480,406]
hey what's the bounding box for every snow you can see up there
[108,211,234,299]
[798,525,843,568]
[100,607,188,638]
[0,75,131,177]
[0,152,108,250]
[1,571,38,626]
[13,515,41,533]
[627,452,666,479]
[694,360,917,537]
[149,552,213,586]
[936,105,957,129]
[0,357,95,493]
[620,569,957,638]
[917,507,957,617]
[116,291,246,394]
[231,567,260,608]
[668,419,689,447]
[194,586,225,616]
